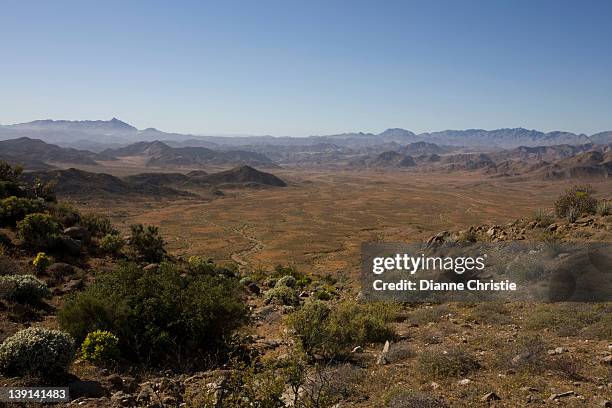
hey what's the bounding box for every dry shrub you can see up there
[416,347,480,379]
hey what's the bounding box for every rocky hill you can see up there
[23,166,287,199]
[192,165,287,187]
[22,168,194,199]
[101,141,277,168]
[0,137,100,166]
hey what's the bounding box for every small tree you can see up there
[128,224,166,263]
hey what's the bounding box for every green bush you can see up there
[0,196,46,227]
[17,213,60,249]
[99,234,125,256]
[416,348,480,379]
[128,224,166,263]
[59,262,247,366]
[275,275,297,288]
[187,255,216,274]
[81,330,120,365]
[554,185,598,219]
[265,285,299,306]
[0,274,50,303]
[0,327,75,377]
[50,203,81,228]
[33,252,53,273]
[80,213,117,238]
[289,301,396,359]
[313,289,333,301]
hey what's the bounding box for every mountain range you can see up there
[1,118,611,149]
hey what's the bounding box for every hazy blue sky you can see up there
[1,0,611,136]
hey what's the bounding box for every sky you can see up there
[1,0,611,136]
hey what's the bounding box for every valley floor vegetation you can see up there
[0,160,611,407]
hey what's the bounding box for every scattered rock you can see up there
[63,226,91,242]
[247,282,261,295]
[143,263,159,272]
[62,278,84,293]
[46,262,76,283]
[548,347,566,355]
[110,391,134,407]
[54,236,82,256]
[457,378,471,386]
[69,380,108,398]
[106,374,123,390]
[548,391,575,401]
[376,340,390,365]
[481,392,501,402]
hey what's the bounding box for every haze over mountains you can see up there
[1,118,611,149]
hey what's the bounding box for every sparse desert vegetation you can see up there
[0,157,611,408]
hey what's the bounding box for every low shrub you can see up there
[59,262,247,366]
[596,200,612,216]
[313,289,333,301]
[275,275,296,288]
[187,255,216,274]
[81,330,120,365]
[494,334,547,373]
[416,347,480,379]
[99,234,125,256]
[265,285,299,306]
[554,185,598,219]
[0,327,75,377]
[385,388,448,408]
[524,303,608,338]
[0,255,19,276]
[407,304,450,325]
[17,213,60,250]
[467,302,511,325]
[50,203,81,228]
[128,224,166,263]
[0,274,50,303]
[33,252,53,273]
[288,300,396,359]
[239,276,254,286]
[533,208,554,226]
[80,213,117,238]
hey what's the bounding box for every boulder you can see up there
[63,226,91,242]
